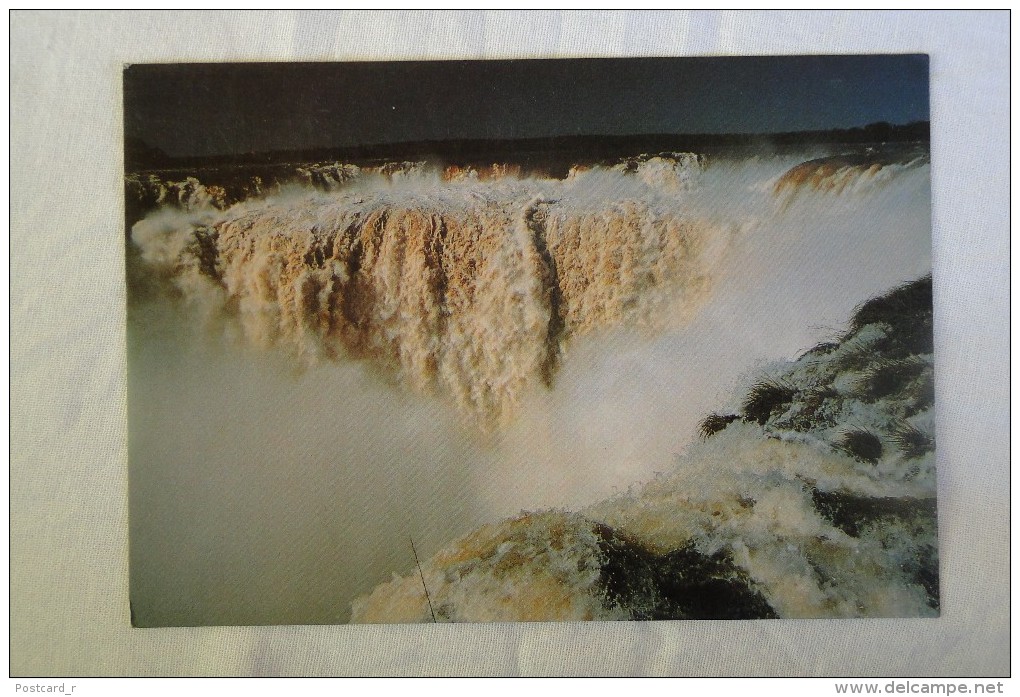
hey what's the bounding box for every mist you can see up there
[128,151,930,625]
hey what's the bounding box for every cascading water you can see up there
[127,147,932,625]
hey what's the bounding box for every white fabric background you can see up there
[9,11,1009,676]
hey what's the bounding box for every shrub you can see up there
[892,421,935,460]
[834,428,883,464]
[698,413,740,440]
[857,357,928,402]
[742,379,796,426]
[846,275,933,355]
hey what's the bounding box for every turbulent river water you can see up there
[127,148,931,625]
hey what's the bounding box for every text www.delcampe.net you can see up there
[836,682,1004,694]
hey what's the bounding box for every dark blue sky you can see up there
[124,55,929,158]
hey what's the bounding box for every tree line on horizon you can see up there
[125,121,930,172]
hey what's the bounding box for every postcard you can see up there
[124,56,935,626]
